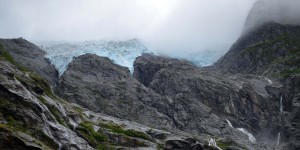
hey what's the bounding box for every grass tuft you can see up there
[99,123,152,141]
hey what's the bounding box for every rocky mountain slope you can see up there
[214,23,300,78]
[134,53,283,144]
[0,38,58,88]
[58,53,264,149]
[0,38,278,150]
[0,39,228,150]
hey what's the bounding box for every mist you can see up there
[243,0,300,35]
[0,0,259,55]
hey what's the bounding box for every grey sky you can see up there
[0,0,256,53]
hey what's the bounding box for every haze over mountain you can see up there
[0,0,256,56]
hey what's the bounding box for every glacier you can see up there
[41,39,152,76]
[39,39,222,76]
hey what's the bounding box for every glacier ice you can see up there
[41,39,153,76]
[39,39,222,76]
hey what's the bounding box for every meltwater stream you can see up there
[276,132,280,146]
[280,96,283,114]
[277,96,283,146]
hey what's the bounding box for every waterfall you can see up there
[225,119,233,128]
[208,137,222,150]
[226,119,256,143]
[277,132,281,146]
[280,96,283,114]
[237,128,257,143]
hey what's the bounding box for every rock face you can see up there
[58,54,264,149]
[133,53,195,87]
[280,78,300,150]
[58,54,175,128]
[0,38,58,88]
[134,53,284,143]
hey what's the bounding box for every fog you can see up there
[0,0,259,54]
[243,0,300,35]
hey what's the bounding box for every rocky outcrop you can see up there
[0,38,58,88]
[133,53,195,87]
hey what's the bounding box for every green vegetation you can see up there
[239,34,300,77]
[31,130,59,149]
[0,44,29,72]
[96,144,114,150]
[281,68,300,78]
[77,122,107,147]
[99,123,152,141]
[0,99,28,133]
[0,124,54,150]
[0,44,56,99]
[157,143,164,150]
[217,141,232,149]
[28,72,57,99]
[216,139,247,150]
[0,98,57,149]
[36,96,66,126]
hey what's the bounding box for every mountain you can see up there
[0,39,226,150]
[212,0,300,149]
[1,0,300,149]
[214,23,300,78]
[58,53,263,149]
[213,22,300,149]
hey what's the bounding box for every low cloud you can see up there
[0,0,257,55]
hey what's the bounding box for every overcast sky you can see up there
[0,0,256,54]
